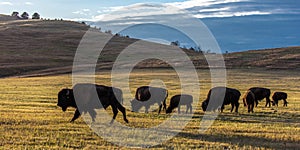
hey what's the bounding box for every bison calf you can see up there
[166,94,193,114]
[202,87,240,113]
[272,92,288,107]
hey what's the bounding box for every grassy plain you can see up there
[0,69,299,149]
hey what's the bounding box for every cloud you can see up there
[92,3,184,22]
[0,2,13,5]
[25,2,33,5]
[72,8,91,16]
[167,0,249,9]
[73,0,285,22]
[194,10,271,18]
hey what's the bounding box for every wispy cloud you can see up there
[194,10,271,18]
[0,2,13,5]
[167,0,249,9]
[88,0,273,21]
[72,8,91,16]
[25,2,33,5]
[70,0,285,22]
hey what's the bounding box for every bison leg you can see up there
[250,104,254,113]
[221,105,225,113]
[88,109,97,122]
[158,104,163,114]
[117,103,129,123]
[255,99,259,107]
[70,109,81,122]
[178,106,181,114]
[247,105,251,113]
[163,101,167,112]
[145,106,149,113]
[230,103,234,112]
[110,105,119,124]
[265,97,271,107]
[283,99,288,107]
[235,103,239,113]
[189,105,193,114]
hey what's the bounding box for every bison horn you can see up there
[66,90,70,95]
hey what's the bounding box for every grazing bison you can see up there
[131,86,168,113]
[243,90,256,113]
[201,87,241,113]
[248,87,271,107]
[272,92,288,107]
[57,83,129,124]
[166,94,193,114]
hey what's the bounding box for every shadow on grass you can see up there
[175,131,299,149]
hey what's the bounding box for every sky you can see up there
[1,0,299,52]
[1,0,299,20]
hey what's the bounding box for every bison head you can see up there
[57,88,75,111]
[201,100,208,111]
[130,99,143,112]
[166,107,173,114]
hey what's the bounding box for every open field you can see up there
[0,69,299,149]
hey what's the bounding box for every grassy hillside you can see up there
[225,47,300,69]
[0,14,299,78]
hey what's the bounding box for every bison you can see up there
[248,87,271,107]
[272,92,288,107]
[243,90,256,113]
[57,83,129,124]
[131,86,168,113]
[201,87,241,113]
[166,94,193,114]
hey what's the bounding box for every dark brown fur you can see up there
[166,94,193,114]
[131,86,168,113]
[201,87,241,113]
[248,87,271,107]
[243,90,256,113]
[272,92,288,107]
[57,83,128,124]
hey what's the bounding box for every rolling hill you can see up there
[0,14,299,78]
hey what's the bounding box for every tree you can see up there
[11,11,19,17]
[32,12,40,19]
[21,12,29,19]
[170,40,180,47]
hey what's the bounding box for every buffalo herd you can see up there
[57,84,288,123]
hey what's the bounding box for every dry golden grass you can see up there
[0,69,299,149]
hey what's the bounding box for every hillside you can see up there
[0,14,299,77]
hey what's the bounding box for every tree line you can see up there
[11,11,40,19]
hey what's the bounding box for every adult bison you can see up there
[272,92,288,107]
[166,94,193,114]
[248,87,271,107]
[201,87,241,113]
[131,86,168,113]
[57,83,129,124]
[243,90,256,113]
